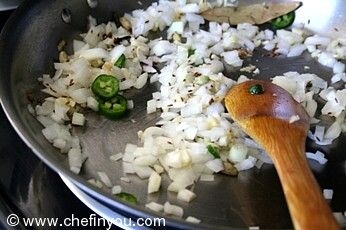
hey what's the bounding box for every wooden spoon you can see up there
[225,80,339,230]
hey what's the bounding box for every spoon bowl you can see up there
[225,80,339,230]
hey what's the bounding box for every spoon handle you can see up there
[225,80,339,229]
[269,134,340,230]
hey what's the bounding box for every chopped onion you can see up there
[110,153,123,162]
[120,177,131,183]
[200,174,214,181]
[314,125,325,142]
[97,171,113,188]
[87,97,99,111]
[134,165,154,179]
[145,202,164,212]
[177,189,196,202]
[148,171,161,194]
[127,100,134,109]
[135,73,148,89]
[79,48,109,60]
[205,159,224,173]
[68,148,83,174]
[323,189,333,199]
[72,112,85,126]
[228,144,248,163]
[306,151,328,165]
[234,157,256,171]
[111,185,122,195]
[221,50,243,67]
[164,202,183,217]
[186,216,201,223]
[324,121,342,140]
[147,99,157,114]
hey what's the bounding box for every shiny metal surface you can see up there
[0,0,21,11]
[0,0,345,229]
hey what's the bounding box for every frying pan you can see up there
[0,0,345,229]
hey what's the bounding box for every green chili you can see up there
[248,84,264,95]
[115,192,137,204]
[91,74,119,99]
[99,95,127,119]
[188,48,195,58]
[270,11,295,29]
[114,54,126,68]
[207,144,220,159]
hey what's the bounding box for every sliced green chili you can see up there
[115,192,137,204]
[248,84,264,95]
[114,54,126,68]
[188,48,195,58]
[270,11,295,29]
[99,95,127,120]
[207,144,220,159]
[91,74,119,99]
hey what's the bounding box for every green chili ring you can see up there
[99,95,127,120]
[91,74,119,99]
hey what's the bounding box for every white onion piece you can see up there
[68,148,83,174]
[306,151,328,165]
[324,121,342,140]
[111,185,122,195]
[323,189,333,199]
[234,157,256,171]
[78,48,109,60]
[109,45,126,62]
[145,202,164,212]
[164,202,183,217]
[110,153,123,162]
[147,99,157,114]
[305,36,331,47]
[97,171,113,188]
[200,174,214,181]
[186,216,201,223]
[148,172,161,194]
[177,189,196,202]
[87,97,99,111]
[287,44,306,57]
[221,50,243,67]
[134,165,154,179]
[135,73,148,89]
[228,144,248,163]
[205,159,224,173]
[72,112,85,126]
[314,125,325,142]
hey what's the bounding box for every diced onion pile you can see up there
[29,0,346,224]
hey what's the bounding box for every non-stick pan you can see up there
[0,0,345,229]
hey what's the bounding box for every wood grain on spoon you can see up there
[225,80,339,230]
